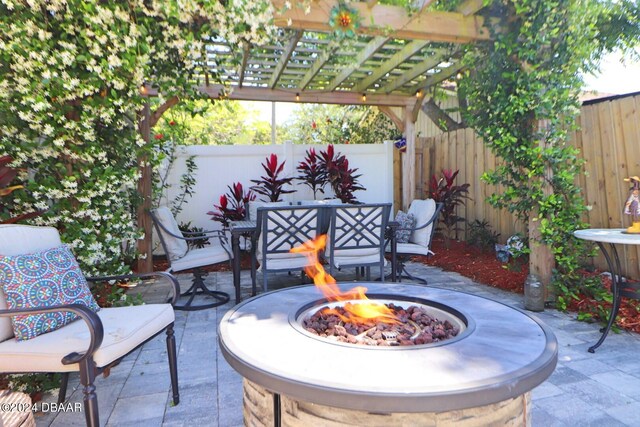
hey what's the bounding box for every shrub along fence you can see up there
[413,92,640,280]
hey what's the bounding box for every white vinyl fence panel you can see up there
[161,141,394,232]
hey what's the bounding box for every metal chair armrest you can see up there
[0,304,104,365]
[86,272,181,305]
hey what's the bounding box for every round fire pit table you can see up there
[219,283,557,426]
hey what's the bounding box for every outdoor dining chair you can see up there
[388,199,443,284]
[252,205,323,292]
[150,207,231,310]
[0,224,180,427]
[326,203,391,281]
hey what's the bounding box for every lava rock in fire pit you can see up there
[303,303,460,346]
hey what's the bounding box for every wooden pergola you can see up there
[139,0,494,271]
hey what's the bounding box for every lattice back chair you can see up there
[150,207,230,310]
[252,206,324,292]
[0,225,180,427]
[326,203,392,281]
[390,200,443,284]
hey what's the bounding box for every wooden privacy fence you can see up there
[414,92,640,280]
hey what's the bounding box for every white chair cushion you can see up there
[393,242,434,257]
[260,252,315,271]
[0,225,63,342]
[407,199,436,248]
[332,254,387,269]
[169,244,231,272]
[153,207,188,261]
[0,304,174,373]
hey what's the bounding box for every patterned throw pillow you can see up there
[395,210,416,243]
[0,245,100,341]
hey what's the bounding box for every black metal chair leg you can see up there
[57,372,69,404]
[79,358,99,427]
[174,268,229,311]
[166,323,180,405]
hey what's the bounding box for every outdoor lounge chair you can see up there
[326,203,391,281]
[252,205,323,292]
[388,200,443,284]
[0,224,180,427]
[150,207,231,310]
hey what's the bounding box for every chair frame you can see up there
[0,271,181,427]
[327,203,391,281]
[150,209,231,311]
[390,202,444,284]
[251,205,324,292]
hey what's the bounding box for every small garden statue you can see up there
[624,175,640,233]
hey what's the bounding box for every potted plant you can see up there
[208,182,255,228]
[250,154,295,202]
[428,169,470,248]
[296,148,325,200]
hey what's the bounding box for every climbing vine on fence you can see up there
[459,0,640,308]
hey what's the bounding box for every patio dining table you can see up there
[229,216,398,304]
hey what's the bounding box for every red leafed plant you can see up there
[208,182,255,228]
[250,154,295,202]
[296,148,325,199]
[428,169,470,248]
[319,144,365,203]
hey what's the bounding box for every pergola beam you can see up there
[237,42,250,88]
[298,44,338,91]
[268,30,302,89]
[354,40,429,92]
[326,36,388,92]
[272,0,491,43]
[409,60,465,93]
[193,85,414,107]
[380,48,451,93]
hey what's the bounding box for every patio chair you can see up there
[0,224,180,427]
[388,199,443,284]
[150,207,231,310]
[252,206,323,292]
[326,203,391,281]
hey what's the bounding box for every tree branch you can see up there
[420,98,465,132]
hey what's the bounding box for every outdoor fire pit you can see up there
[219,283,557,426]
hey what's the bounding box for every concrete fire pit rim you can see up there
[218,283,558,413]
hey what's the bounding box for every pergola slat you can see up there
[237,42,250,88]
[409,60,465,94]
[353,40,429,92]
[298,44,339,91]
[326,36,389,92]
[380,49,452,93]
[268,30,303,89]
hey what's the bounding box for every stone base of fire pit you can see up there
[243,379,531,427]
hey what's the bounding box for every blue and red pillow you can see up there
[0,245,100,341]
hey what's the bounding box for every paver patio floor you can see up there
[38,262,640,426]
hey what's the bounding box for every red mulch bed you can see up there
[418,238,640,334]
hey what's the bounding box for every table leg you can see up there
[232,231,242,305]
[391,232,397,282]
[589,242,622,353]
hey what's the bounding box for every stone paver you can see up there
[39,264,640,426]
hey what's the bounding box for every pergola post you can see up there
[137,102,153,273]
[403,105,416,210]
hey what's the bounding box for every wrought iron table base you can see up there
[589,242,622,353]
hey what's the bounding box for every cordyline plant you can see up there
[429,169,470,249]
[296,148,325,199]
[208,182,255,228]
[319,144,365,204]
[250,154,295,202]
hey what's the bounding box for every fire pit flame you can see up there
[290,235,399,324]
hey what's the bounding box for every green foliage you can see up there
[0,0,275,276]
[178,221,210,249]
[8,373,62,397]
[279,104,396,145]
[467,219,500,251]
[459,0,640,307]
